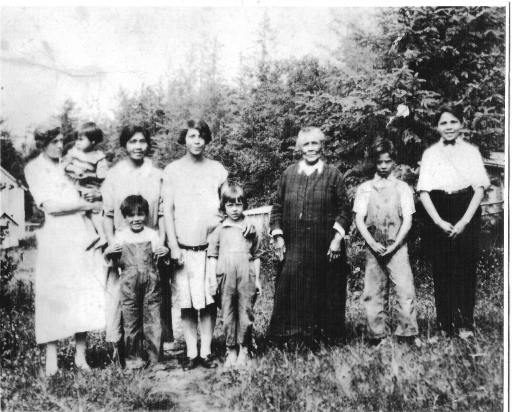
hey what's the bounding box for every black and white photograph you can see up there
[0,2,508,411]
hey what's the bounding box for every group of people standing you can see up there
[24,104,490,376]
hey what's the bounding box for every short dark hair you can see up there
[34,123,61,150]
[370,139,396,164]
[119,125,151,149]
[178,119,212,145]
[76,122,104,145]
[120,195,150,218]
[434,105,464,126]
[220,185,248,212]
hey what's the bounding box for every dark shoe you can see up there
[182,357,199,371]
[366,338,382,347]
[396,335,416,345]
[198,354,217,369]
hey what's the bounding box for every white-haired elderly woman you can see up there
[24,123,106,376]
[268,127,352,344]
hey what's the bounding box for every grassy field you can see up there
[1,235,504,411]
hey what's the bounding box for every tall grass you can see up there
[0,252,178,412]
[1,234,504,411]
[205,237,504,412]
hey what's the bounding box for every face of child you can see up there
[125,132,148,162]
[300,133,322,165]
[44,134,64,159]
[225,201,244,222]
[126,212,146,232]
[185,128,206,157]
[376,153,394,178]
[437,112,462,142]
[75,134,93,152]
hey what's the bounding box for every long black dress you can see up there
[267,162,352,338]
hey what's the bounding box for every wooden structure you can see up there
[482,151,505,217]
[244,205,272,236]
[0,167,27,249]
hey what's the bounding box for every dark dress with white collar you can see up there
[268,162,352,339]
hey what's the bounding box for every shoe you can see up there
[182,356,199,371]
[396,335,416,345]
[366,338,383,347]
[198,354,217,369]
[224,348,237,368]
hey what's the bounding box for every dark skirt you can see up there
[425,187,481,335]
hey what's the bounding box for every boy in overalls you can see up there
[104,195,169,368]
[354,139,418,345]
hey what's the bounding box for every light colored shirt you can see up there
[101,158,163,231]
[417,138,491,193]
[114,226,160,252]
[163,157,228,246]
[297,159,324,176]
[353,174,415,217]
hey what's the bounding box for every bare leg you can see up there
[181,308,199,359]
[75,332,90,370]
[199,304,216,358]
[45,342,58,376]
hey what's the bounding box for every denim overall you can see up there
[362,181,418,339]
[118,242,162,363]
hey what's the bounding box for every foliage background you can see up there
[1,6,505,209]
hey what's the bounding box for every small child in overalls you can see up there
[104,195,169,368]
[207,185,262,368]
[354,139,418,345]
[62,122,109,249]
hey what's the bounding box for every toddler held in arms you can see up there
[62,122,109,249]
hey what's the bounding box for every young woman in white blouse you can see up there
[417,105,490,336]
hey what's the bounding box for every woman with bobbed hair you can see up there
[163,119,227,370]
[24,122,106,376]
[101,125,171,363]
[418,105,490,336]
[268,126,352,344]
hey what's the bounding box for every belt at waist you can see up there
[430,186,473,196]
[178,242,208,252]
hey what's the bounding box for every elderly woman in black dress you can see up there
[268,126,352,343]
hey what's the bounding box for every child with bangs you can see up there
[207,185,262,368]
[104,195,169,368]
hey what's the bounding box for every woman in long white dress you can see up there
[24,124,106,376]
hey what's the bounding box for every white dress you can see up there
[163,157,228,309]
[25,153,106,344]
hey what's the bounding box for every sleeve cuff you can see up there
[271,229,284,238]
[333,222,346,238]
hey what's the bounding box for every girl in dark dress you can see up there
[268,127,352,343]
